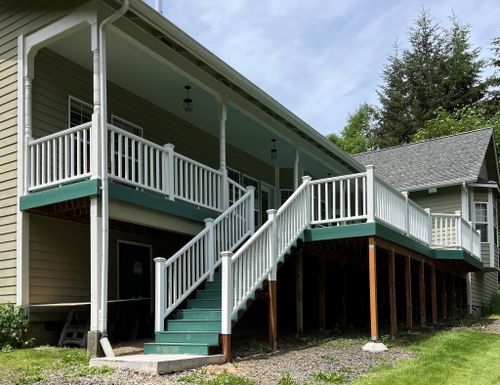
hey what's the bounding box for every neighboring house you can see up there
[355,128,499,316]
[0,0,494,362]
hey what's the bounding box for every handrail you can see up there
[154,188,254,331]
[29,122,92,145]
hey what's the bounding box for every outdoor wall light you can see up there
[271,139,278,160]
[183,85,193,112]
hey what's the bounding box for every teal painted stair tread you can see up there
[196,289,222,299]
[167,319,221,332]
[175,309,221,320]
[144,342,217,355]
[187,299,221,309]
[155,331,219,344]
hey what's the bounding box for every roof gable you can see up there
[354,128,494,191]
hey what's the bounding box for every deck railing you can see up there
[28,123,92,191]
[27,124,247,212]
[432,213,480,256]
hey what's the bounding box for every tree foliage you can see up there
[484,37,500,113]
[374,11,485,147]
[327,103,377,154]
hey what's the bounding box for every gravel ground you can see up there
[35,332,413,385]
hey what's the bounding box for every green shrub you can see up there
[0,304,31,350]
[488,292,500,315]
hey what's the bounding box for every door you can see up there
[118,241,152,300]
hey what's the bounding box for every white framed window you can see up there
[111,115,143,137]
[243,174,260,226]
[475,202,488,242]
[68,96,92,128]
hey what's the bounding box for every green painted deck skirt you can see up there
[20,180,217,223]
[20,179,100,211]
[304,222,483,271]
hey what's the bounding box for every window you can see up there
[111,115,143,137]
[69,96,92,127]
[475,202,488,242]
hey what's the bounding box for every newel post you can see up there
[425,208,432,246]
[366,165,375,222]
[402,191,409,235]
[164,143,175,201]
[267,209,278,281]
[154,257,166,332]
[205,218,215,281]
[468,220,474,252]
[267,208,278,350]
[302,175,312,227]
[455,211,462,248]
[221,251,233,362]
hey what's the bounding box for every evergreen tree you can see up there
[484,37,500,113]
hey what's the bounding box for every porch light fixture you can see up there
[270,139,278,160]
[183,85,193,112]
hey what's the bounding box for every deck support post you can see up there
[405,255,413,330]
[221,251,233,362]
[368,237,378,341]
[319,255,326,332]
[267,209,278,350]
[268,280,278,350]
[295,248,304,336]
[419,261,426,327]
[431,265,437,324]
[89,196,103,356]
[388,249,397,339]
[441,273,447,320]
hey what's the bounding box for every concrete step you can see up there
[167,319,221,332]
[155,331,219,345]
[176,309,221,320]
[144,342,216,355]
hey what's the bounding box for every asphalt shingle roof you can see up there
[353,128,493,191]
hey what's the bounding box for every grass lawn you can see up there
[0,347,111,385]
[353,330,500,385]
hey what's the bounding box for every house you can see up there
[0,0,494,364]
[354,128,499,316]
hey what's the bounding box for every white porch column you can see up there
[293,148,299,190]
[218,100,229,210]
[274,162,280,208]
[89,197,102,332]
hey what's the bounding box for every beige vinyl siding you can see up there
[32,48,274,186]
[29,215,90,304]
[409,186,462,214]
[470,271,498,312]
[0,1,85,303]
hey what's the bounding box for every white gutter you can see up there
[98,0,129,337]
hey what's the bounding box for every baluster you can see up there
[124,136,129,180]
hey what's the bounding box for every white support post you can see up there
[469,221,474,253]
[366,165,375,222]
[303,175,312,228]
[274,163,280,209]
[154,257,166,332]
[293,148,300,190]
[403,191,409,235]
[218,101,229,210]
[90,197,102,332]
[425,208,432,246]
[24,76,33,191]
[205,219,215,281]
[455,211,462,248]
[90,47,101,178]
[267,209,278,281]
[247,186,255,233]
[221,251,233,335]
[164,143,175,201]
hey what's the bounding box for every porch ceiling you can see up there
[46,26,339,177]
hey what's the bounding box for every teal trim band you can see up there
[304,221,483,270]
[108,182,218,223]
[20,179,100,211]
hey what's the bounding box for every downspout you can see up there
[98,0,129,339]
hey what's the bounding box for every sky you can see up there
[146,0,500,136]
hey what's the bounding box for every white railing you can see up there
[309,173,368,225]
[154,188,254,332]
[28,123,92,191]
[374,178,407,232]
[221,177,310,333]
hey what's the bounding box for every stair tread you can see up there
[145,342,218,347]
[168,319,220,322]
[156,330,219,334]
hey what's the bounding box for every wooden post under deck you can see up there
[268,280,277,350]
[388,249,397,339]
[419,261,426,327]
[441,273,447,320]
[430,266,437,324]
[319,256,326,332]
[368,237,378,341]
[221,334,231,362]
[296,250,304,336]
[405,256,413,330]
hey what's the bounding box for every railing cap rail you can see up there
[29,122,92,145]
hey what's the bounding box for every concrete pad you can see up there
[362,342,388,353]
[90,354,226,374]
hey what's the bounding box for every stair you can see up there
[144,273,222,355]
